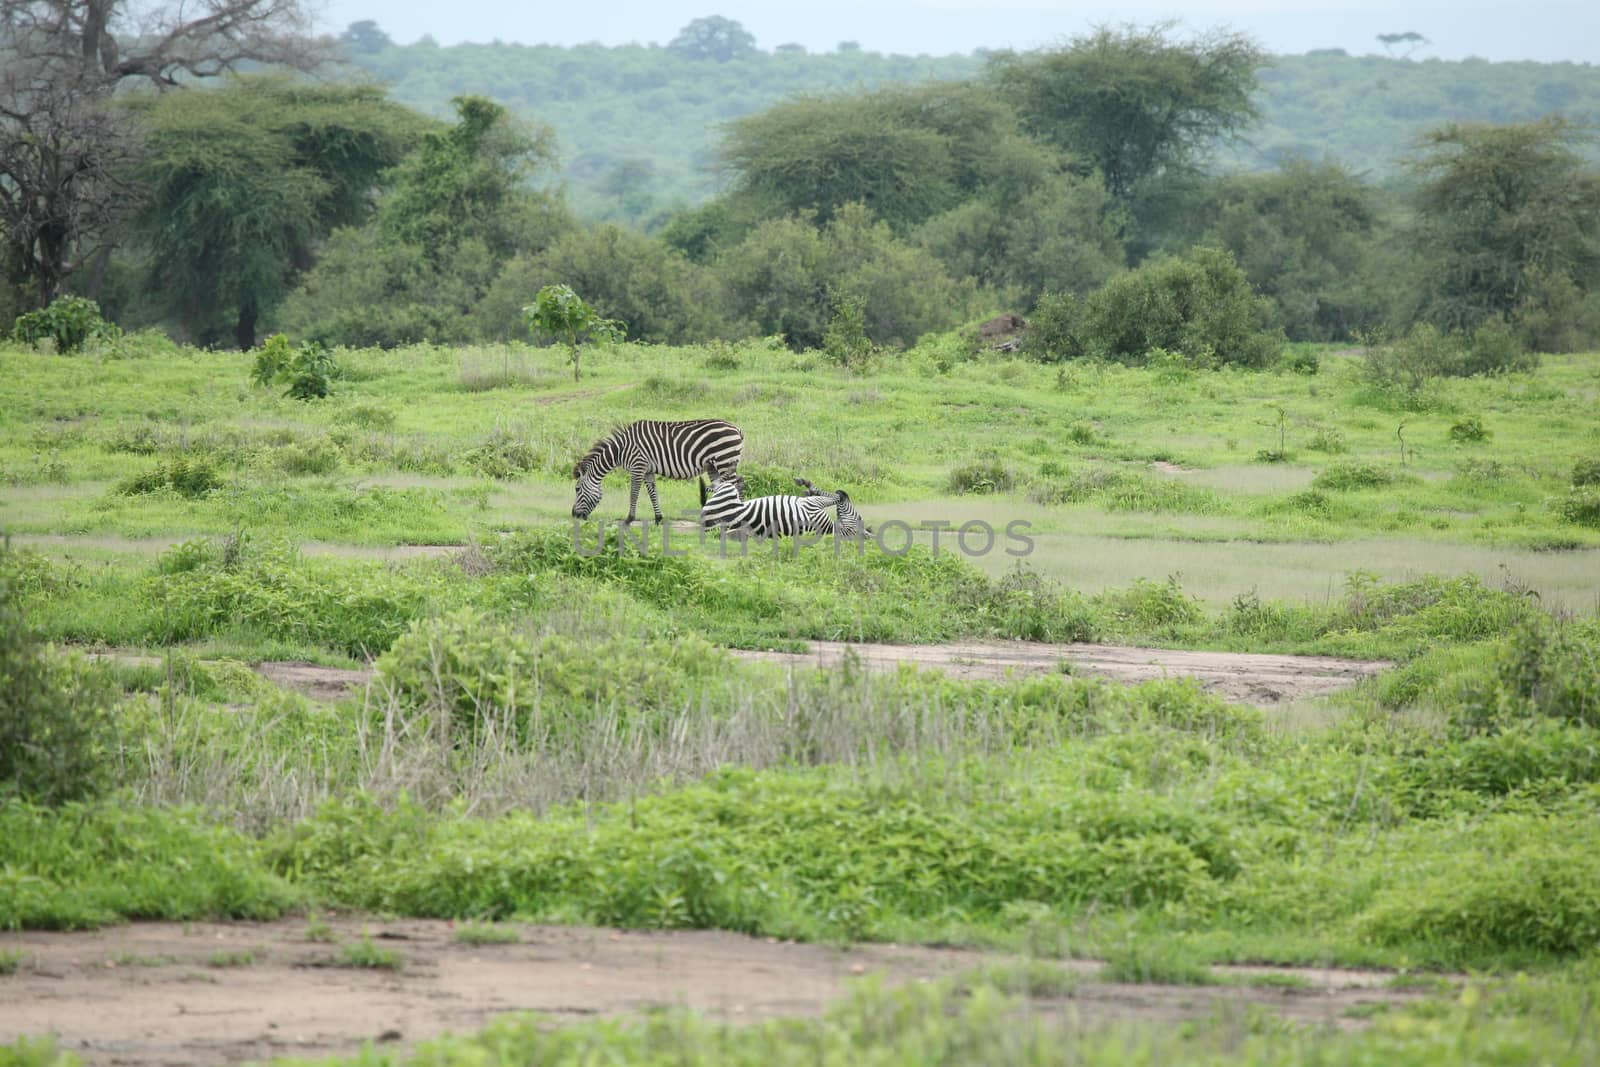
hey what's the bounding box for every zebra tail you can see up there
[698,476,708,507]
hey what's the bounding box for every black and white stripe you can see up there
[573,419,744,522]
[699,473,870,540]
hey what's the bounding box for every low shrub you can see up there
[0,579,121,806]
[1312,462,1395,491]
[117,459,223,498]
[946,458,1016,495]
[1449,416,1490,443]
[1025,247,1282,368]
[11,295,121,354]
[1556,488,1600,527]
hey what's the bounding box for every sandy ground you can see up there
[0,918,1438,1066]
[729,640,1386,706]
[99,638,1385,708]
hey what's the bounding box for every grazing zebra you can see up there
[699,473,870,540]
[572,419,743,523]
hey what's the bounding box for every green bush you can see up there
[11,295,121,354]
[1364,321,1537,398]
[117,459,223,498]
[1312,462,1396,490]
[1572,457,1600,488]
[1448,416,1489,443]
[1557,489,1600,528]
[1355,810,1600,956]
[1457,619,1600,734]
[0,578,120,806]
[251,334,339,400]
[946,458,1016,495]
[1025,247,1283,367]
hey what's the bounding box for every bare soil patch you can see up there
[731,640,1386,706]
[98,639,1384,708]
[0,918,1438,1066]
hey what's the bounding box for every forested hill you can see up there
[348,42,1600,223]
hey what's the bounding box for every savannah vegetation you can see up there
[3,6,1600,1065]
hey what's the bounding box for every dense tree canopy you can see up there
[0,0,325,305]
[127,78,424,348]
[667,15,757,62]
[986,24,1268,202]
[1405,118,1600,348]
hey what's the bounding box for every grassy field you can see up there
[2,331,1599,1063]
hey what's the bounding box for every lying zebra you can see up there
[699,473,870,540]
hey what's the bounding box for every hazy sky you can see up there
[312,1,1596,63]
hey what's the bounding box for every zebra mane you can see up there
[573,434,617,479]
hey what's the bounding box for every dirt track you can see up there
[731,640,1384,706]
[0,918,1438,1066]
[104,639,1386,708]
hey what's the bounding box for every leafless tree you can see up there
[1,0,328,306]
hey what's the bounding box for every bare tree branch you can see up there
[1,0,326,303]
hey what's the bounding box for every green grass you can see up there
[206,948,258,967]
[0,950,23,975]
[2,332,1598,1058]
[454,922,521,945]
[335,934,404,971]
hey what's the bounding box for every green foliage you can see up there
[483,226,726,344]
[127,78,423,349]
[1025,247,1281,366]
[455,922,520,944]
[145,538,460,657]
[117,459,223,498]
[1448,416,1489,443]
[717,203,973,350]
[820,291,875,370]
[1097,941,1216,985]
[11,295,120,353]
[1355,810,1600,956]
[667,15,757,63]
[988,24,1267,202]
[1362,322,1537,400]
[719,82,1049,234]
[916,172,1124,306]
[250,334,338,399]
[336,934,403,970]
[1406,118,1600,351]
[1201,160,1390,341]
[1311,463,1396,491]
[523,284,624,381]
[0,578,120,806]
[0,802,298,929]
[1456,619,1600,733]
[946,458,1016,495]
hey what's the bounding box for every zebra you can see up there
[572,419,743,523]
[699,472,870,540]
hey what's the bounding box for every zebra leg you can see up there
[626,471,643,524]
[644,473,664,524]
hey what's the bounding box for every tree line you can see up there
[4,8,1598,356]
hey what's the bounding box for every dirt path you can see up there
[731,640,1386,706]
[98,639,1385,708]
[0,918,1438,1066]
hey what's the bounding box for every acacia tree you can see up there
[0,0,325,307]
[667,15,756,62]
[1407,118,1600,348]
[987,23,1267,204]
[128,78,421,348]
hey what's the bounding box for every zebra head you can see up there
[832,489,872,539]
[700,470,746,527]
[795,477,871,538]
[572,454,605,519]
